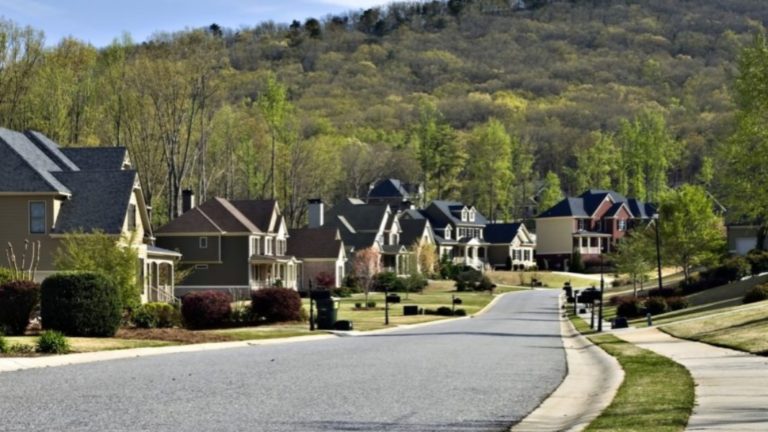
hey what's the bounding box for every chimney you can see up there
[182,190,195,214]
[308,198,324,228]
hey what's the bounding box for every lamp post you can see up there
[598,253,605,332]
[654,213,663,292]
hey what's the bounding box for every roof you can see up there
[423,200,488,227]
[51,170,137,234]
[325,201,390,232]
[537,189,654,220]
[0,128,71,194]
[146,245,182,257]
[156,198,265,234]
[288,228,343,259]
[368,179,421,200]
[399,219,429,247]
[230,200,277,232]
[484,223,523,244]
[61,147,128,171]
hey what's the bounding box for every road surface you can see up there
[0,290,566,432]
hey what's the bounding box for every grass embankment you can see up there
[3,336,178,355]
[584,334,694,432]
[661,300,768,355]
[487,271,597,289]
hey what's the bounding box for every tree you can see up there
[463,118,515,221]
[352,247,381,305]
[572,131,618,193]
[719,31,768,250]
[258,73,290,200]
[410,240,437,275]
[53,231,141,310]
[612,230,654,296]
[415,101,465,201]
[658,184,725,283]
[539,171,564,212]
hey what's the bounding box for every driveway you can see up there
[0,290,566,432]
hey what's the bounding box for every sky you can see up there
[0,0,390,47]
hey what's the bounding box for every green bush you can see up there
[743,284,768,304]
[405,274,428,293]
[747,250,768,275]
[181,291,232,329]
[366,301,377,308]
[454,268,482,291]
[354,302,362,309]
[0,334,7,354]
[439,254,459,280]
[36,330,70,354]
[436,306,453,316]
[372,272,406,292]
[250,287,303,323]
[0,267,13,285]
[331,287,353,298]
[644,297,668,315]
[8,343,34,355]
[0,280,40,335]
[478,275,496,292]
[132,302,180,329]
[454,308,467,316]
[41,272,122,337]
[616,297,642,318]
[666,296,689,311]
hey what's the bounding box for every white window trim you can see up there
[29,201,46,234]
[199,237,208,249]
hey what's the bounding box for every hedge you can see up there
[41,272,122,337]
[0,280,40,335]
[181,290,232,329]
[250,287,303,323]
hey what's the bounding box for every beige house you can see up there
[288,227,347,292]
[156,197,300,297]
[484,223,536,270]
[0,128,180,303]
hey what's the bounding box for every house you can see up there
[0,128,179,303]
[288,227,347,291]
[484,223,537,270]
[727,223,768,255]
[367,178,425,210]
[309,198,412,275]
[402,201,490,271]
[399,218,438,273]
[155,196,300,297]
[535,189,655,270]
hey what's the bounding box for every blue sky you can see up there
[0,0,389,47]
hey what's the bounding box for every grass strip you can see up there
[584,334,694,432]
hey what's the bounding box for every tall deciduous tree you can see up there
[719,31,768,250]
[658,184,725,282]
[353,247,381,305]
[572,131,618,193]
[463,118,515,221]
[538,171,564,213]
[415,101,465,201]
[611,230,654,296]
[0,20,44,130]
[258,73,290,200]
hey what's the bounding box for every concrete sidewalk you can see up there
[616,327,768,431]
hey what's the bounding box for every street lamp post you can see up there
[655,213,663,292]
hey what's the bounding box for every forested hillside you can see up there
[1,0,766,227]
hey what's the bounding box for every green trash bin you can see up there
[315,296,340,330]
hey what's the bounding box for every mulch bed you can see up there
[115,328,235,344]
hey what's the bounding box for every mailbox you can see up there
[452,297,463,305]
[386,294,401,304]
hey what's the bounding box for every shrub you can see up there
[315,272,336,289]
[570,249,585,273]
[229,305,251,326]
[423,308,437,315]
[181,290,232,329]
[644,297,668,315]
[366,301,377,308]
[454,268,482,291]
[647,287,678,298]
[332,287,353,298]
[405,274,428,293]
[714,256,751,282]
[747,250,768,275]
[372,272,407,292]
[342,274,363,293]
[36,330,70,354]
[436,306,453,316]
[666,296,689,311]
[0,268,13,285]
[0,280,40,335]
[8,343,34,355]
[132,302,180,329]
[41,272,122,337]
[477,275,495,292]
[0,334,6,353]
[439,254,459,280]
[354,302,362,309]
[250,287,303,323]
[454,308,467,316]
[616,297,642,318]
[743,284,768,304]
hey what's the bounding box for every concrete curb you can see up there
[511,299,624,432]
[0,290,519,373]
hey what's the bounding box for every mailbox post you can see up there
[308,280,315,331]
[452,295,462,313]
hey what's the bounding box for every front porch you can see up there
[141,246,181,303]
[451,240,488,271]
[250,256,300,290]
[573,232,612,256]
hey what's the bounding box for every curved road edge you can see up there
[511,297,624,432]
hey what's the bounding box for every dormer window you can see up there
[445,226,452,240]
[461,209,468,222]
[469,209,476,222]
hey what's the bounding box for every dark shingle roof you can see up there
[325,201,389,232]
[230,200,277,232]
[424,200,488,227]
[52,170,137,234]
[157,198,261,234]
[24,131,80,171]
[399,219,429,247]
[368,179,421,200]
[0,128,71,194]
[537,189,654,220]
[61,147,128,171]
[536,197,588,218]
[484,223,523,244]
[288,228,343,259]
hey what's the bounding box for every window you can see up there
[127,204,136,231]
[266,238,273,255]
[29,201,46,234]
[577,219,585,231]
[618,220,627,232]
[199,237,208,249]
[195,264,208,270]
[469,209,475,222]
[445,226,451,240]
[253,237,261,255]
[461,209,468,221]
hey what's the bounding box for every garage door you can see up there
[736,237,756,255]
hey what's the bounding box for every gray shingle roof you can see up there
[288,228,343,259]
[24,131,80,171]
[156,198,261,234]
[399,219,429,247]
[484,223,523,244]
[0,128,71,194]
[61,147,128,171]
[537,189,654,220]
[424,200,488,227]
[52,170,137,234]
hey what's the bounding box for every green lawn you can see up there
[206,324,315,341]
[584,334,694,432]
[486,271,598,289]
[3,336,177,355]
[568,311,596,335]
[661,300,768,355]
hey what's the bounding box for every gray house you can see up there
[156,197,299,297]
[484,223,536,270]
[288,227,347,291]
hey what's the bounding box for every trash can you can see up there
[403,305,418,316]
[315,295,340,330]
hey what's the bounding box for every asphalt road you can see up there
[0,290,566,432]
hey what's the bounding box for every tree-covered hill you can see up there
[0,0,766,226]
